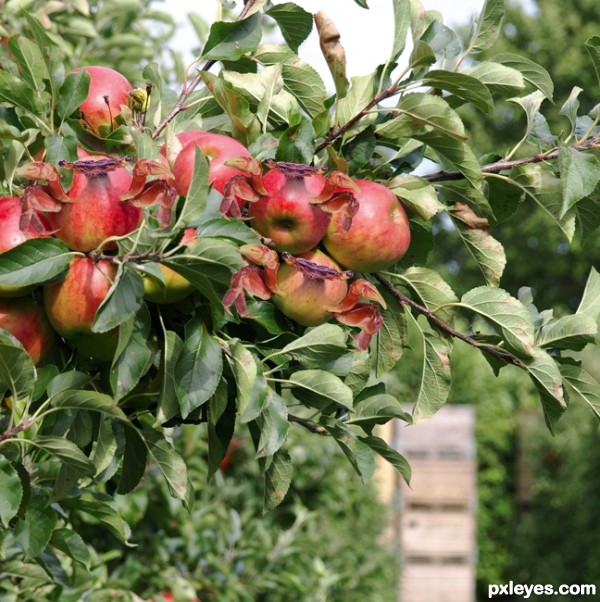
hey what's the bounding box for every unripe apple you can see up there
[44,257,118,361]
[71,66,131,135]
[323,179,411,272]
[0,297,55,364]
[168,130,252,196]
[0,196,49,297]
[272,250,348,326]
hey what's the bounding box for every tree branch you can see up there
[0,418,31,444]
[288,413,328,434]
[374,274,525,368]
[151,0,260,140]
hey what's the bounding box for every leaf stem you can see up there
[288,413,327,434]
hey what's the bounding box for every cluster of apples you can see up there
[0,65,412,363]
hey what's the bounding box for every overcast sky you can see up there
[169,0,489,78]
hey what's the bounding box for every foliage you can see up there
[0,426,397,601]
[1,0,600,597]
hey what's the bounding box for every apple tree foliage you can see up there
[1,0,600,597]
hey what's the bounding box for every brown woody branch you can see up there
[288,413,328,434]
[151,0,260,140]
[374,274,525,368]
[0,418,31,444]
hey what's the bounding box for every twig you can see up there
[288,413,327,434]
[375,274,524,368]
[151,0,260,140]
[0,419,31,444]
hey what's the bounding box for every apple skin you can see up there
[272,249,348,327]
[143,264,195,305]
[248,169,330,255]
[71,66,131,134]
[44,257,119,361]
[48,157,141,253]
[169,130,252,196]
[323,179,411,272]
[0,196,49,297]
[0,297,55,364]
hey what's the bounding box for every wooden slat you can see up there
[401,564,475,602]
[402,510,475,557]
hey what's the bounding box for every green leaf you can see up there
[175,319,223,418]
[522,348,566,432]
[175,147,209,229]
[202,14,262,61]
[155,330,185,426]
[142,426,192,505]
[465,62,525,97]
[14,497,57,560]
[558,143,600,217]
[508,90,546,148]
[0,331,36,404]
[116,426,147,495]
[281,62,328,119]
[7,36,49,93]
[460,286,535,357]
[375,288,408,377]
[560,360,600,420]
[577,267,600,323]
[423,70,493,112]
[0,69,44,114]
[321,419,375,482]
[110,306,155,400]
[56,69,90,122]
[255,388,289,458]
[74,499,131,542]
[230,340,268,423]
[0,238,72,288]
[275,117,316,164]
[469,0,506,52]
[264,447,293,511]
[288,369,354,411]
[195,217,261,245]
[50,528,91,569]
[165,238,244,286]
[266,3,313,53]
[493,53,554,100]
[50,389,129,421]
[272,323,348,368]
[207,381,236,480]
[559,86,583,135]
[377,93,468,142]
[336,73,376,135]
[358,435,411,484]
[396,267,458,324]
[405,313,452,422]
[389,175,445,220]
[33,436,96,477]
[391,0,411,61]
[536,314,597,351]
[449,202,506,286]
[92,267,144,334]
[0,458,23,528]
[585,35,600,87]
[347,394,409,431]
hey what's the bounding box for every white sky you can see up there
[169,0,488,78]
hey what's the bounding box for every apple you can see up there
[168,130,252,196]
[323,179,411,272]
[47,155,141,252]
[0,196,49,297]
[272,249,348,326]
[71,66,131,135]
[248,168,331,255]
[0,297,55,364]
[44,257,119,361]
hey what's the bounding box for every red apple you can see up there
[0,297,55,364]
[0,196,49,297]
[323,179,411,272]
[168,130,252,196]
[71,66,131,135]
[47,156,141,252]
[248,168,331,255]
[272,249,348,326]
[44,257,119,361]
